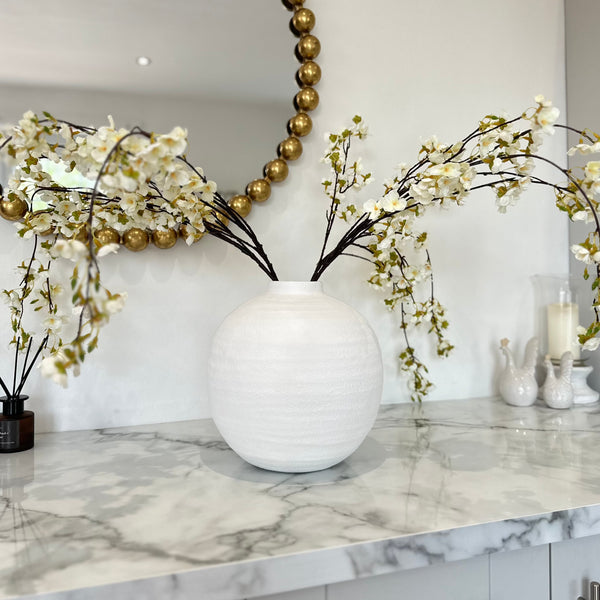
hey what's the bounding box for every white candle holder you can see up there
[571,365,599,404]
[532,274,583,364]
[532,274,599,404]
[531,275,599,404]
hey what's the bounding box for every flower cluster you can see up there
[2,112,218,245]
[2,235,126,388]
[0,110,278,390]
[313,98,600,400]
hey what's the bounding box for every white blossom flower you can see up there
[105,292,127,314]
[39,355,68,388]
[362,199,383,219]
[572,210,590,222]
[585,161,600,181]
[53,239,88,261]
[97,243,120,258]
[119,193,141,214]
[534,103,560,134]
[156,126,188,156]
[567,142,600,156]
[571,244,592,263]
[382,195,407,213]
[43,314,66,333]
[582,337,600,352]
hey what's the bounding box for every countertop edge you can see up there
[10,503,600,600]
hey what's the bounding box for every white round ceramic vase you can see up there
[208,281,383,473]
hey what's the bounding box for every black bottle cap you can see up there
[1,395,29,417]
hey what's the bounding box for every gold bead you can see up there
[278,137,303,161]
[295,87,319,112]
[282,0,304,8]
[246,179,271,203]
[228,195,252,218]
[216,211,229,227]
[39,226,54,237]
[298,61,321,87]
[179,224,205,242]
[95,227,120,246]
[292,8,315,34]
[288,113,312,137]
[297,35,321,60]
[264,159,289,183]
[73,227,89,243]
[123,228,149,252]
[152,229,178,249]
[0,198,28,221]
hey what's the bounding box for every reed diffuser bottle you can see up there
[0,396,34,453]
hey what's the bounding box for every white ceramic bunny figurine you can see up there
[498,337,538,407]
[542,352,573,409]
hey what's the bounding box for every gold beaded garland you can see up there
[152,229,178,249]
[278,137,303,161]
[295,87,319,112]
[123,228,149,252]
[228,195,253,218]
[288,113,312,137]
[95,227,120,246]
[297,35,320,60]
[246,179,272,203]
[292,8,315,34]
[0,198,28,221]
[264,159,289,182]
[298,61,321,86]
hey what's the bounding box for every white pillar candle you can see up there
[547,302,580,360]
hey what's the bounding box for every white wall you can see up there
[0,0,568,432]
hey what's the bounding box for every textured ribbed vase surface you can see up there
[208,281,383,473]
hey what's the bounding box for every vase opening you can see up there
[268,281,323,295]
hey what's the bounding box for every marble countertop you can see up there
[2,397,600,600]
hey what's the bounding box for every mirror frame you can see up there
[0,0,321,250]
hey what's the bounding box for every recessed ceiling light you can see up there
[136,56,152,67]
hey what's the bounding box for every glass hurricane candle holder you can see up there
[532,274,599,405]
[531,274,582,364]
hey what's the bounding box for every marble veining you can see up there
[2,397,600,599]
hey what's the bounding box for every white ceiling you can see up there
[0,0,299,102]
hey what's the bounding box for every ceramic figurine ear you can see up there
[523,337,539,371]
[559,351,573,382]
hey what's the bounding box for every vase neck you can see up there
[268,281,323,295]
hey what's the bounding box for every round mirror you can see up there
[0,0,320,234]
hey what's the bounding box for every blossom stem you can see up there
[555,123,596,143]
[314,136,353,274]
[177,157,278,280]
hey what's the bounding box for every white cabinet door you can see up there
[490,545,549,600]
[551,535,600,600]
[251,587,326,600]
[327,555,489,600]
